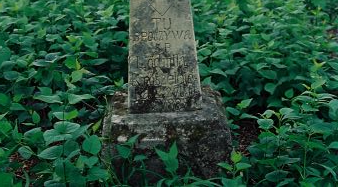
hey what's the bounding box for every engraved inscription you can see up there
[128,0,202,113]
[131,30,193,41]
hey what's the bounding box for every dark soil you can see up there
[235,120,260,157]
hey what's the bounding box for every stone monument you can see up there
[103,0,232,180]
[128,0,202,113]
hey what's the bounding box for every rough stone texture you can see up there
[102,87,232,179]
[128,0,202,113]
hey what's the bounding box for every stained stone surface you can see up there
[128,0,202,113]
[102,87,232,178]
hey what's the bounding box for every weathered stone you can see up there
[102,87,232,178]
[102,0,232,182]
[128,0,202,113]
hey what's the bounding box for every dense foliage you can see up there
[0,0,337,186]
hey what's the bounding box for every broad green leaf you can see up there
[226,107,240,116]
[71,125,89,139]
[211,49,228,59]
[65,56,80,70]
[86,156,99,168]
[38,87,53,95]
[0,94,10,106]
[87,59,108,66]
[71,70,83,83]
[12,125,22,140]
[24,128,43,142]
[231,151,242,164]
[10,103,26,111]
[285,89,294,99]
[43,129,72,145]
[0,112,7,120]
[114,78,124,87]
[328,142,338,149]
[87,167,109,181]
[38,145,63,160]
[53,110,79,120]
[68,93,94,104]
[258,119,274,130]
[0,121,12,135]
[32,60,50,67]
[92,120,102,134]
[199,63,210,77]
[275,156,300,167]
[240,113,259,120]
[126,134,140,145]
[265,170,288,182]
[32,111,40,124]
[113,31,128,42]
[264,83,277,94]
[0,60,15,70]
[279,108,294,116]
[54,121,80,134]
[276,178,295,187]
[311,79,326,90]
[202,76,212,86]
[237,98,253,109]
[198,48,212,56]
[63,140,79,156]
[169,142,178,159]
[209,68,227,77]
[83,135,101,155]
[18,146,34,159]
[83,52,98,58]
[34,95,62,104]
[0,47,11,63]
[116,145,131,159]
[301,103,318,112]
[78,155,98,168]
[83,33,97,47]
[37,28,46,38]
[66,150,81,161]
[155,149,168,161]
[4,71,19,81]
[222,176,245,187]
[235,163,252,171]
[164,158,178,174]
[218,162,233,171]
[259,70,277,79]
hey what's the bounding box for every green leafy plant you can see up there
[218,151,251,187]
[1,0,337,186]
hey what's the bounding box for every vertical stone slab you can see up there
[128,0,202,113]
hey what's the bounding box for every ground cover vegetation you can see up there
[0,0,337,186]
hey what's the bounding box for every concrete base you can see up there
[102,87,232,180]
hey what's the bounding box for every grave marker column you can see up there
[128,0,202,113]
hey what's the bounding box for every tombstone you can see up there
[103,0,232,181]
[128,0,202,113]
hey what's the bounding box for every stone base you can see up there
[102,87,232,180]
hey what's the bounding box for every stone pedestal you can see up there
[102,87,232,179]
